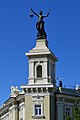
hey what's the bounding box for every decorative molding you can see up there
[32,95,44,103]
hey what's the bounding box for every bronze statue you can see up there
[30,8,50,39]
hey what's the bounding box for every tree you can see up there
[66,105,80,120]
[66,116,72,120]
[73,105,80,120]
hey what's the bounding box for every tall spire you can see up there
[30,8,50,39]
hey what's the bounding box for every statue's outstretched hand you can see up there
[47,10,51,15]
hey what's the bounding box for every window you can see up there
[65,107,70,116]
[35,105,41,116]
[37,65,42,77]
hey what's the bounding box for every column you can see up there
[57,103,64,120]
[14,105,19,120]
[29,61,34,84]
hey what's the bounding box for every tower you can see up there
[21,38,58,120]
[21,9,58,120]
[26,39,57,86]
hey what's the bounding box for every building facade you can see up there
[0,30,80,120]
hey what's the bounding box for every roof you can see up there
[56,87,80,97]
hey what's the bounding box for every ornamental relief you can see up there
[32,95,44,103]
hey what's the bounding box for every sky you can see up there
[0,0,80,106]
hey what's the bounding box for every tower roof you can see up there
[26,39,58,61]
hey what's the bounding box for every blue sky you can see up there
[0,0,80,106]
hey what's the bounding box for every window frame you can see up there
[65,107,71,117]
[35,105,41,116]
[33,103,44,118]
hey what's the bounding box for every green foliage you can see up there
[65,105,80,120]
[66,116,72,120]
[73,105,80,120]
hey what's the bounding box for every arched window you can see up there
[37,65,42,77]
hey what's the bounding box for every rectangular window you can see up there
[35,105,41,116]
[65,108,70,116]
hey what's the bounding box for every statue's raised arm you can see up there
[31,8,39,17]
[43,10,50,18]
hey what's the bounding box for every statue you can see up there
[10,86,20,97]
[30,8,50,39]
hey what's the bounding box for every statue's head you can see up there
[40,11,43,15]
